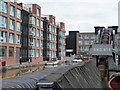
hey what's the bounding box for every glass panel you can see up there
[1,16,7,28]
[29,27,36,36]
[10,19,14,30]
[16,35,21,44]
[9,33,14,43]
[16,22,21,32]
[0,46,7,57]
[9,47,14,57]
[0,31,7,42]
[40,21,43,28]
[36,50,39,57]
[1,1,7,13]
[10,5,14,16]
[37,8,40,16]
[17,9,21,19]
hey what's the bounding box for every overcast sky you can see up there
[20,0,119,35]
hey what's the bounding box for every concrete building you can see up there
[56,22,66,60]
[79,32,96,56]
[66,31,80,56]
[43,15,57,61]
[0,0,22,65]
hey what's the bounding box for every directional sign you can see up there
[90,44,112,55]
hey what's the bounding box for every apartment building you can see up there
[56,22,66,60]
[0,1,66,65]
[20,4,44,63]
[0,0,22,65]
[79,32,96,56]
[43,15,57,61]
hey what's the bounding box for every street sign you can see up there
[90,44,112,55]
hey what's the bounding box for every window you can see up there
[36,29,39,37]
[40,50,43,56]
[9,47,14,57]
[36,39,39,47]
[40,40,43,47]
[40,21,43,28]
[37,19,39,26]
[16,35,21,44]
[37,8,40,16]
[29,27,36,36]
[84,46,89,51]
[10,5,14,16]
[29,38,35,46]
[0,46,7,57]
[79,41,82,45]
[16,9,21,19]
[84,34,89,39]
[29,49,35,57]
[9,33,14,43]
[0,31,7,43]
[91,40,94,44]
[1,16,7,28]
[16,22,21,32]
[30,16,36,25]
[85,40,89,45]
[10,19,14,30]
[91,34,95,39]
[40,30,43,37]
[0,1,7,13]
[36,50,39,57]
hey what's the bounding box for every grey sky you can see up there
[20,0,119,34]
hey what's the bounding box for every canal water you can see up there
[1,65,44,80]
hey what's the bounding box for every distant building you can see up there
[43,15,57,61]
[66,31,80,56]
[56,22,66,60]
[79,32,96,56]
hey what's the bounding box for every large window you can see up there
[1,16,7,28]
[16,35,21,44]
[36,39,39,47]
[0,31,7,43]
[40,40,43,47]
[29,27,36,36]
[36,29,39,37]
[29,49,35,57]
[36,49,39,57]
[40,50,43,56]
[29,38,35,46]
[0,46,7,57]
[29,16,36,25]
[16,22,21,32]
[84,40,89,45]
[37,19,39,27]
[40,30,43,37]
[37,8,40,16]
[0,1,7,13]
[84,34,89,39]
[9,47,14,57]
[9,33,14,43]
[16,9,21,19]
[40,21,43,28]
[10,5,14,16]
[10,19,14,30]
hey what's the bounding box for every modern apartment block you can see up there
[0,1,66,65]
[79,32,96,56]
[43,15,57,61]
[66,31,80,56]
[22,4,44,63]
[0,0,22,65]
[56,22,66,60]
